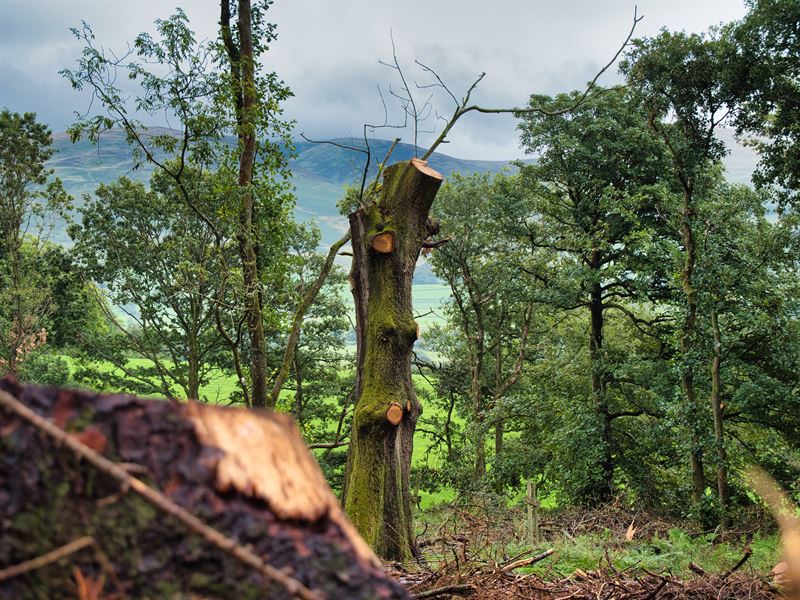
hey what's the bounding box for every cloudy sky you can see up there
[1,0,747,160]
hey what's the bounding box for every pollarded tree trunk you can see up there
[343,159,443,562]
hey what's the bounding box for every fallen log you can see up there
[0,378,410,599]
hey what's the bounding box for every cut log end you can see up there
[371,230,395,254]
[410,158,443,181]
[386,402,403,425]
[0,379,410,599]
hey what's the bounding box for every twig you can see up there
[688,562,707,576]
[307,440,349,449]
[0,536,95,582]
[421,235,452,249]
[0,389,321,600]
[415,583,476,598]
[501,548,555,572]
[723,546,753,580]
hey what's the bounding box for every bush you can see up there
[18,351,71,386]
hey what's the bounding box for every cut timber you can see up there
[370,230,396,254]
[385,402,403,426]
[0,378,410,600]
[410,158,443,181]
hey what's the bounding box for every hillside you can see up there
[47,130,520,248]
[46,127,759,251]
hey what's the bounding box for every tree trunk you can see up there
[293,355,304,425]
[3,224,22,375]
[232,0,269,408]
[710,310,730,509]
[343,159,442,562]
[680,191,705,503]
[0,378,410,599]
[589,250,613,502]
[187,335,200,400]
[474,413,486,482]
[495,420,504,456]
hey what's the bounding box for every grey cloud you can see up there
[2,0,748,160]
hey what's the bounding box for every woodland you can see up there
[0,0,799,598]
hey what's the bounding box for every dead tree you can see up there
[0,378,410,599]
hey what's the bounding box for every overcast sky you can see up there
[1,0,748,160]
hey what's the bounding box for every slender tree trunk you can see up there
[221,0,269,408]
[474,411,486,482]
[188,337,200,400]
[236,0,270,408]
[710,310,729,509]
[6,233,22,374]
[470,310,486,483]
[680,190,705,503]
[589,249,613,502]
[343,159,442,562]
[495,420,504,456]
[293,355,304,426]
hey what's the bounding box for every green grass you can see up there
[517,528,779,578]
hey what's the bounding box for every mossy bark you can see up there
[343,159,443,562]
[0,379,410,599]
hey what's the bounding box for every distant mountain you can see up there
[46,127,759,254]
[290,138,523,185]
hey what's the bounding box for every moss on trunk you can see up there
[344,159,443,562]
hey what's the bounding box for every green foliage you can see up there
[729,0,800,209]
[0,110,72,375]
[68,166,234,400]
[18,351,71,387]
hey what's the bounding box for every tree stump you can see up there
[0,378,410,599]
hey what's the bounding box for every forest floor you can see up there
[394,501,788,599]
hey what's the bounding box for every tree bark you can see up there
[343,159,443,562]
[221,0,270,408]
[0,378,410,599]
[188,334,201,400]
[495,420,504,456]
[710,310,730,509]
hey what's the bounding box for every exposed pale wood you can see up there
[385,402,403,426]
[410,158,443,181]
[371,230,396,253]
[501,548,554,572]
[186,401,378,566]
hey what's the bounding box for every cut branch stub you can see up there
[385,402,403,425]
[369,229,396,253]
[410,158,443,182]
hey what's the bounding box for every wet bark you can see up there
[0,378,410,599]
[343,159,443,562]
